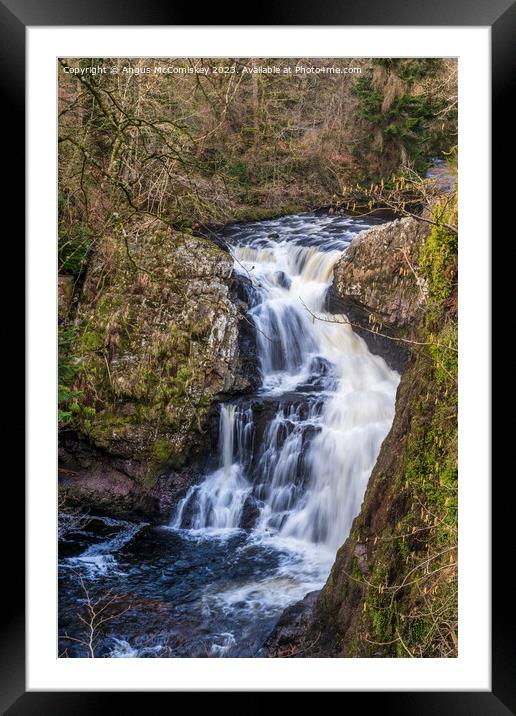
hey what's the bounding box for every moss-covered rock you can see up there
[58,275,74,321]
[59,216,258,514]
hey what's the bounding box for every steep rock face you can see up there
[328,217,429,372]
[261,591,320,657]
[59,220,258,518]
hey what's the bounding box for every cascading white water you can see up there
[221,404,235,472]
[173,404,253,530]
[174,213,399,555]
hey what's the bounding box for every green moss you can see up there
[350,553,362,581]
[419,201,458,324]
[87,411,133,445]
[150,437,174,470]
[429,322,458,388]
[79,325,105,353]
[364,560,397,647]
[60,224,238,483]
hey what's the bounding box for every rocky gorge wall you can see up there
[265,208,458,658]
[58,219,258,520]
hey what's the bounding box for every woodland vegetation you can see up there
[58,57,457,270]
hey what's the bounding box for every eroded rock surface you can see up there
[262,591,320,657]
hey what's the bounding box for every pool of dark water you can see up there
[59,516,331,657]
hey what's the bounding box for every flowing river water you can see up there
[59,213,399,657]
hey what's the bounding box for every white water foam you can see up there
[63,517,147,577]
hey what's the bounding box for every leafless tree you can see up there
[60,570,132,658]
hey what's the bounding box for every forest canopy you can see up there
[58,57,457,277]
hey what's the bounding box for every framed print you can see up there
[4,0,510,708]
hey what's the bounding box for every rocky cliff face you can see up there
[327,217,429,372]
[266,207,458,658]
[59,219,258,519]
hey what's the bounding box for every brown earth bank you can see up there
[265,210,458,658]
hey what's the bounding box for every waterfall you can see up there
[173,404,253,530]
[173,215,399,552]
[60,214,401,659]
[221,404,235,474]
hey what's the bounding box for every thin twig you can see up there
[299,299,458,353]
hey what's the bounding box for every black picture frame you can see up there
[4,0,509,709]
